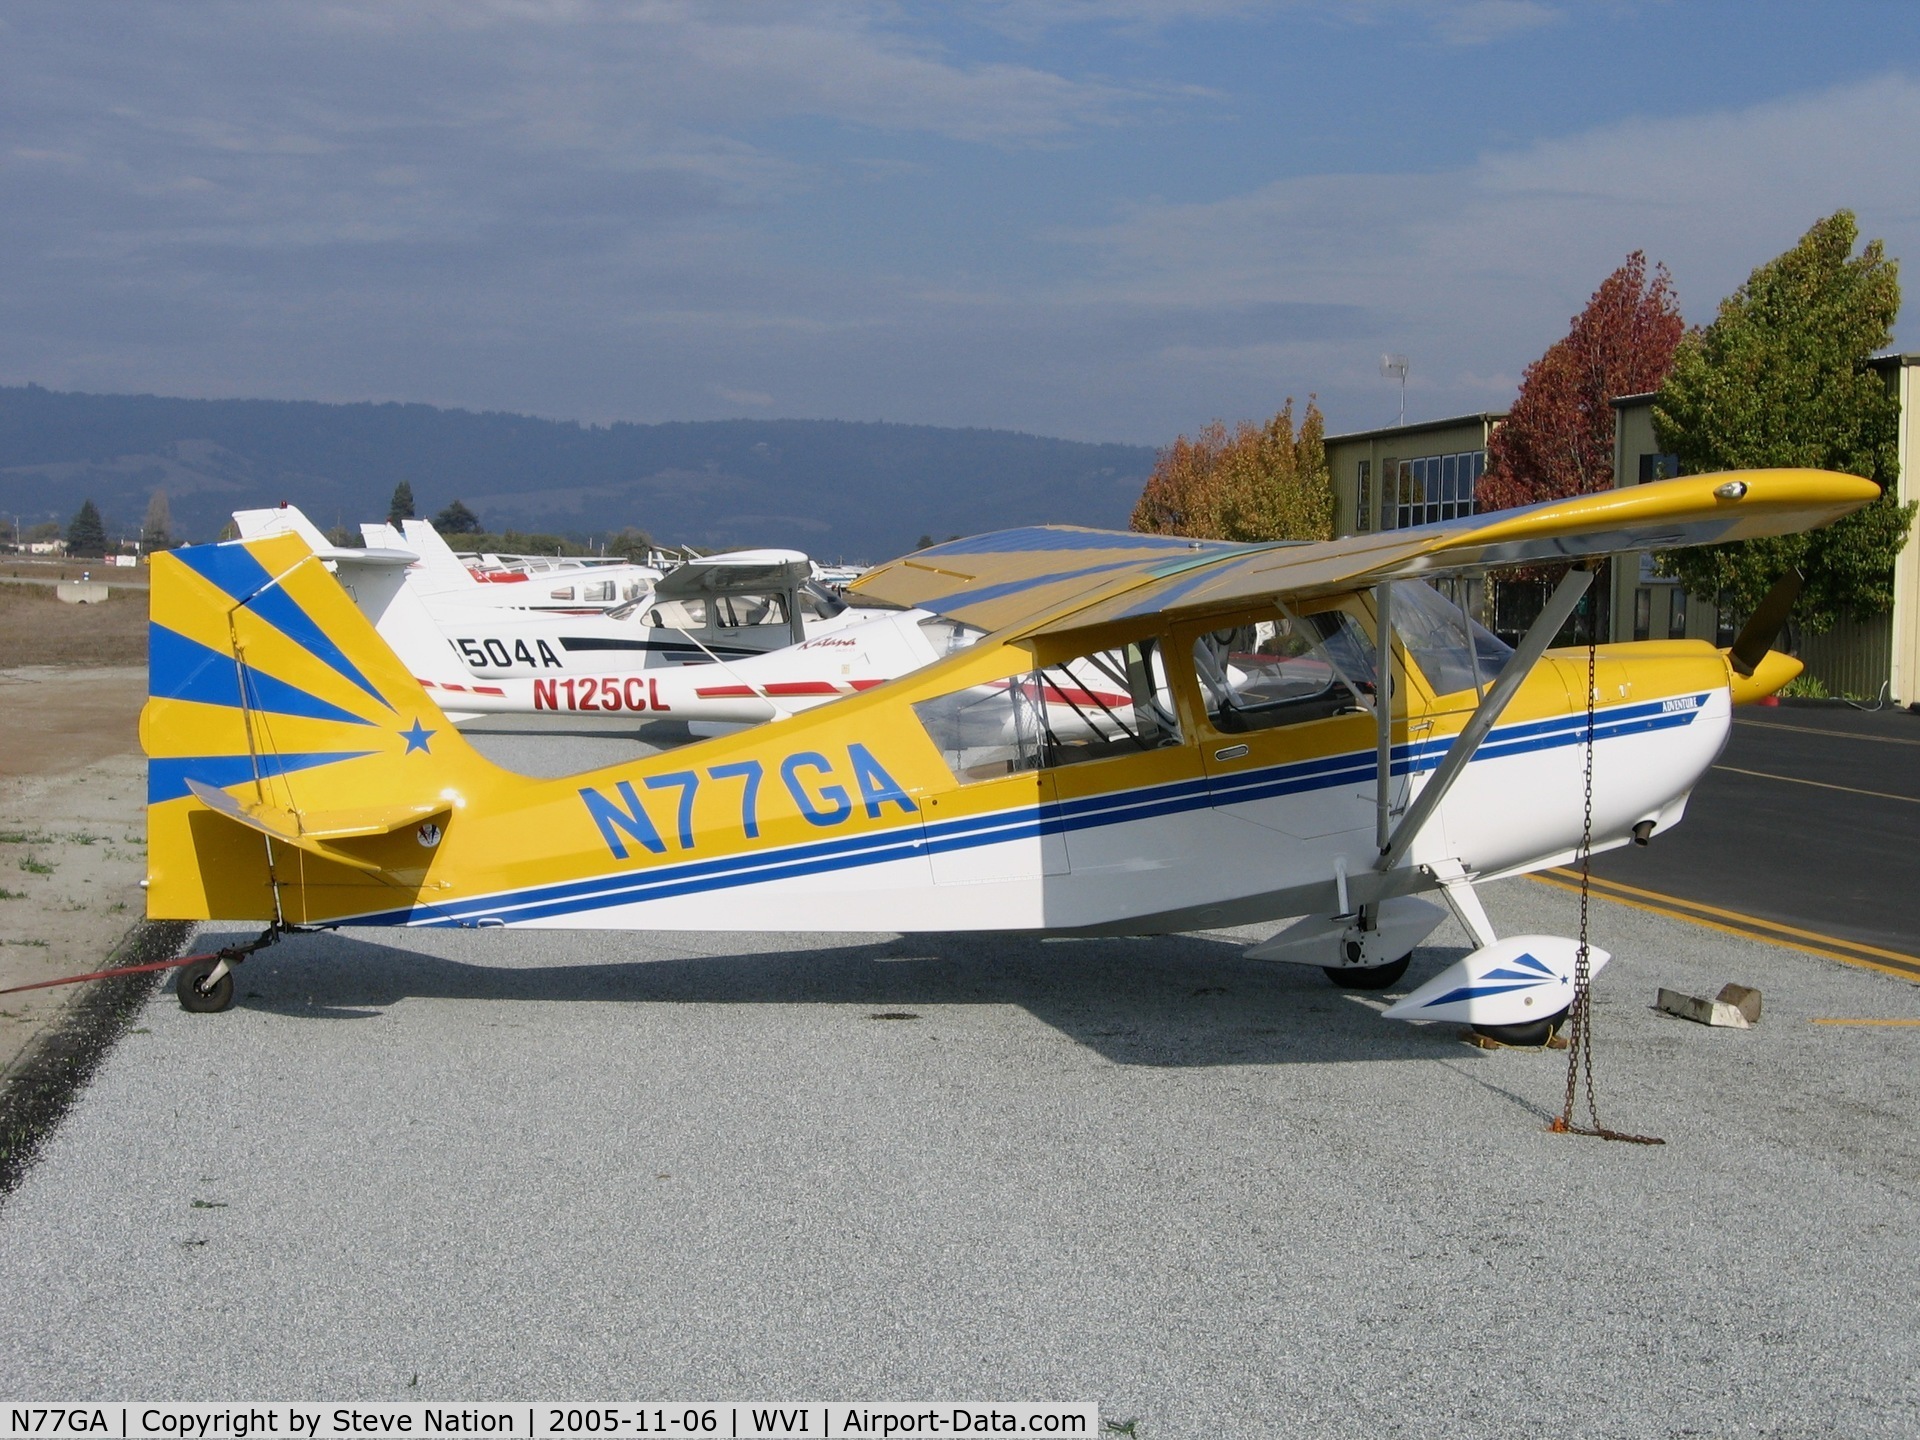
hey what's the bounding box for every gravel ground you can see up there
[1,732,1917,1435]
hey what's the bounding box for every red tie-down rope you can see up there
[0,924,287,998]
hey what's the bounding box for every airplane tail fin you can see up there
[143,532,496,924]
[399,518,480,589]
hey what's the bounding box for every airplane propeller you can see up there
[1727,569,1803,677]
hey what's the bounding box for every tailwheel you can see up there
[1322,951,1411,991]
[176,957,235,1014]
[1471,1007,1569,1048]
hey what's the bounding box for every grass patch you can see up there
[1780,673,1830,699]
[18,857,52,875]
[0,582,148,667]
[60,832,102,846]
[4,938,49,948]
[0,887,24,900]
[0,832,46,845]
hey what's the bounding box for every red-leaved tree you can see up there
[1477,251,1685,511]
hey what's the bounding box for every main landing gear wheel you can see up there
[176,957,235,1014]
[1322,951,1412,990]
[1471,1007,1569,1048]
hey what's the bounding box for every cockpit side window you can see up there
[913,635,1182,784]
[1391,580,1512,698]
[1029,637,1181,768]
[1192,609,1377,733]
[711,592,789,628]
[645,597,708,629]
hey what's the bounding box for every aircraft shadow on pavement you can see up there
[187,927,1476,1068]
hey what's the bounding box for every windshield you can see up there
[799,581,847,620]
[1392,581,1512,696]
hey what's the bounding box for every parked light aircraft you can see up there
[236,507,664,614]
[235,505,894,710]
[146,470,1875,1041]
[375,518,665,611]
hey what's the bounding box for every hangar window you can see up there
[1384,451,1486,529]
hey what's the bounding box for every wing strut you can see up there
[1373,581,1394,853]
[1376,565,1592,874]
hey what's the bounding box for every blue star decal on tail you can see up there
[401,719,436,754]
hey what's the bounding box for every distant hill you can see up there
[0,385,1156,562]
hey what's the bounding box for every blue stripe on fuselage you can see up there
[365,692,1713,927]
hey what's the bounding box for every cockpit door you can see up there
[1182,601,1390,841]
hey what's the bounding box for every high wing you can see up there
[652,549,815,599]
[846,469,1881,639]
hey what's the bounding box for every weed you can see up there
[190,1199,227,1209]
[61,832,102,846]
[0,831,44,845]
[0,887,23,900]
[1779,673,1830,699]
[5,939,49,947]
[18,857,52,875]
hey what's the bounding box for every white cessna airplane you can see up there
[235,505,897,721]
[366,518,665,612]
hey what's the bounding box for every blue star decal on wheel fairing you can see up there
[401,719,436,754]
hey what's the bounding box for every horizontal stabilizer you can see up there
[185,778,448,874]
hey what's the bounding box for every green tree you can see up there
[66,499,107,558]
[434,499,481,534]
[606,526,654,562]
[141,489,172,551]
[388,480,416,526]
[1653,210,1914,630]
[1131,398,1333,542]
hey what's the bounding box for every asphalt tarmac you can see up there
[1589,702,1920,961]
[4,726,1920,1433]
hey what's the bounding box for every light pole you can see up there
[1380,354,1409,426]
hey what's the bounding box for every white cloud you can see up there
[1056,72,1920,427]
[978,0,1569,45]
[1427,0,1559,45]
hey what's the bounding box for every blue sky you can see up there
[4,1,1919,444]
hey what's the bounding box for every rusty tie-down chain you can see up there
[1551,605,1664,1145]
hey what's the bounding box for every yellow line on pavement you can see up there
[1734,718,1920,747]
[1530,869,1920,983]
[1810,1018,1920,1027]
[1711,763,1920,805]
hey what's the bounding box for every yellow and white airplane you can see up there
[142,469,1876,1040]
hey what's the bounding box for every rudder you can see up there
[144,532,490,923]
